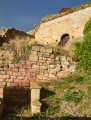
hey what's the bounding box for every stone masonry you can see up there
[0,45,76,113]
[35,6,91,45]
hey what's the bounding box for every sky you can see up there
[0,0,90,32]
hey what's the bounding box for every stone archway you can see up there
[58,33,70,47]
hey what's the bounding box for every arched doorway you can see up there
[58,33,70,47]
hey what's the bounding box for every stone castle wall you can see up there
[0,45,76,106]
[35,7,91,45]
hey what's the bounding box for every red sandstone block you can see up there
[0,75,10,79]
[11,83,19,86]
[38,60,44,63]
[9,64,15,68]
[0,82,6,86]
[30,77,36,82]
[22,83,29,87]
[20,80,30,84]
[0,68,4,71]
[21,71,26,74]
[14,63,19,68]
[0,93,3,98]
[50,54,55,59]
[17,76,25,80]
[19,64,23,68]
[12,72,19,76]
[4,68,8,71]
[26,61,30,64]
[19,83,22,86]
[0,79,3,82]
[6,79,14,82]
[24,77,31,81]
[12,68,19,72]
[11,76,17,79]
[0,88,3,94]
[13,79,21,83]
[21,74,26,77]
[7,82,11,87]
[19,69,26,72]
[7,71,13,76]
[21,61,26,65]
[29,69,34,73]
[26,72,31,77]
[46,60,54,64]
[30,74,34,78]
[22,65,27,69]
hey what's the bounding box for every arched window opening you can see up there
[58,33,70,47]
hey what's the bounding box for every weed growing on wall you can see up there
[13,50,20,63]
[52,47,69,56]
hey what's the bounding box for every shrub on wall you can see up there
[83,18,91,35]
[75,18,91,74]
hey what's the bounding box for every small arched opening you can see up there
[58,33,70,47]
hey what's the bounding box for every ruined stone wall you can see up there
[0,46,76,107]
[35,7,91,45]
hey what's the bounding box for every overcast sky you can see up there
[0,0,90,32]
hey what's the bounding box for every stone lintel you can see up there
[30,84,41,89]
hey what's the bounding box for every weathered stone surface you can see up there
[32,46,40,51]
[32,65,40,69]
[0,75,9,79]
[0,27,33,44]
[35,4,91,46]
[61,56,67,62]
[36,73,43,80]
[46,48,53,53]
[40,66,48,70]
[57,71,71,78]
[69,64,76,73]
[48,65,56,69]
[31,51,38,55]
[49,73,56,78]
[29,55,38,62]
[40,47,46,52]
[0,44,77,109]
[55,56,61,61]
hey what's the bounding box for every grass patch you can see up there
[62,89,85,104]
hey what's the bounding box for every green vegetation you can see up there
[75,18,91,75]
[39,72,91,117]
[62,89,85,103]
[52,47,69,56]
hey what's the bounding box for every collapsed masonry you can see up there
[0,27,34,46]
[0,45,76,116]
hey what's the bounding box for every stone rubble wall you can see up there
[35,7,91,45]
[0,45,76,106]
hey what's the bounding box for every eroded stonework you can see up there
[35,7,91,46]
